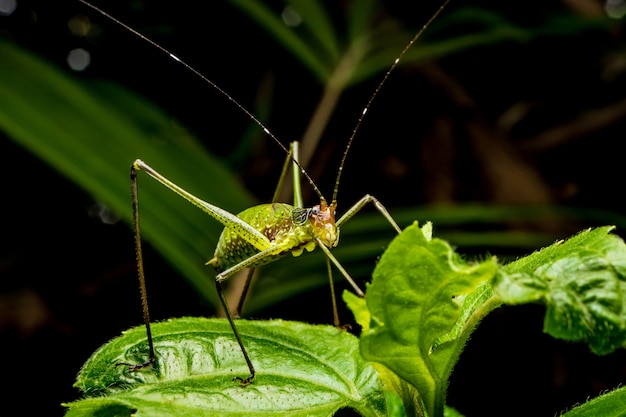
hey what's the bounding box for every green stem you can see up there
[278,40,366,202]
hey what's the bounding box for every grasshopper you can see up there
[78,0,450,385]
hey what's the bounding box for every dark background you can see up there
[2,0,626,415]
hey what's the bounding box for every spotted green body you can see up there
[207,202,338,275]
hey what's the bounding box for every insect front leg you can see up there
[336,194,402,233]
[316,195,400,314]
[316,238,365,297]
[324,257,342,328]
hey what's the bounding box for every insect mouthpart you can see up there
[309,203,339,248]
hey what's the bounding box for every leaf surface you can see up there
[66,318,387,417]
[495,226,626,355]
[354,223,500,417]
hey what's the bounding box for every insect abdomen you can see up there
[208,203,310,272]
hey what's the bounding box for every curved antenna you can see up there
[331,0,451,204]
[76,0,327,203]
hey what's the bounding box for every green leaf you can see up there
[382,391,406,417]
[495,226,626,355]
[443,406,466,417]
[346,224,626,416]
[344,291,370,331]
[0,39,254,307]
[65,318,388,417]
[560,385,626,417]
[354,222,500,417]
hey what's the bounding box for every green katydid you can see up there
[78,0,451,386]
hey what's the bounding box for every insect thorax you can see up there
[208,203,322,273]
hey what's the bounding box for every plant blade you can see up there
[65,318,388,417]
[353,223,500,417]
[495,226,626,355]
[560,385,626,417]
[0,39,255,306]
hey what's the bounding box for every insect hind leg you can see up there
[216,280,255,386]
[233,268,256,318]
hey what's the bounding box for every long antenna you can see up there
[75,0,327,203]
[331,0,451,204]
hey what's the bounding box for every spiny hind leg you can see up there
[233,268,256,318]
[212,245,290,385]
[215,279,255,386]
